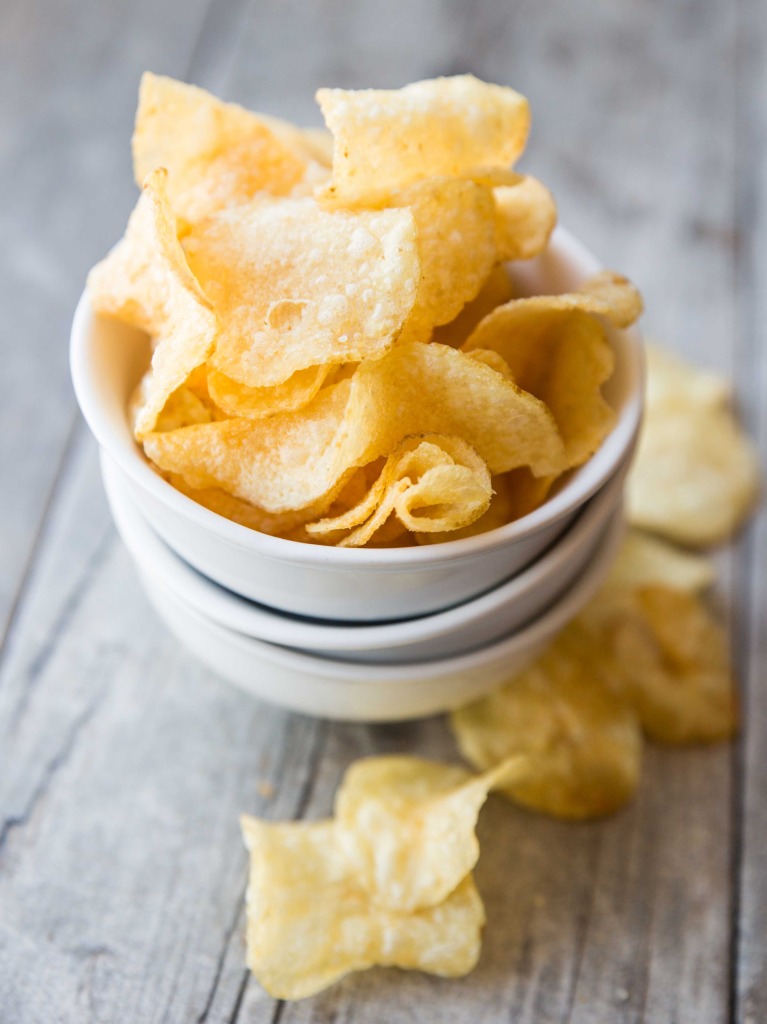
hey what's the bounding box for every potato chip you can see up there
[153,383,214,432]
[415,467,551,544]
[334,755,524,912]
[433,265,515,348]
[307,436,492,546]
[240,816,485,999]
[603,529,715,594]
[132,73,310,223]
[493,176,557,261]
[463,272,642,468]
[582,585,737,745]
[451,623,643,819]
[644,342,732,411]
[317,75,530,201]
[387,178,496,342]
[87,169,217,438]
[207,364,331,420]
[168,474,326,536]
[627,344,759,546]
[143,342,566,512]
[183,197,419,387]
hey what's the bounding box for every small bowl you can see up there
[136,507,626,721]
[71,226,643,622]
[102,450,628,663]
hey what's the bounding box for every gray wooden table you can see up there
[1,1,765,1021]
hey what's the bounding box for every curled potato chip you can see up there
[493,176,557,261]
[144,342,566,513]
[184,197,419,387]
[415,467,551,545]
[433,265,515,348]
[627,344,759,546]
[387,178,496,342]
[582,585,737,745]
[603,529,715,594]
[207,364,332,420]
[88,169,217,439]
[317,75,530,200]
[463,272,642,468]
[132,73,310,222]
[451,623,643,819]
[240,817,484,999]
[334,755,524,912]
[306,436,492,546]
[153,383,214,432]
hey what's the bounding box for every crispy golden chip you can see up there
[307,436,492,546]
[604,529,715,594]
[183,197,419,388]
[132,73,310,222]
[493,176,557,261]
[335,755,523,912]
[627,345,759,546]
[463,273,642,468]
[153,383,214,432]
[207,365,332,420]
[317,75,530,201]
[144,342,566,513]
[433,265,515,348]
[387,178,496,342]
[582,585,737,745]
[88,169,217,439]
[451,623,643,819]
[240,817,485,999]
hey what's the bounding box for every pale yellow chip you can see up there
[433,265,515,348]
[603,529,715,594]
[240,816,485,999]
[317,75,530,201]
[387,178,496,342]
[644,342,732,411]
[463,272,643,468]
[627,344,759,546]
[334,755,524,912]
[143,342,566,513]
[493,176,557,261]
[88,169,217,439]
[306,435,492,546]
[415,466,551,545]
[207,364,332,420]
[451,623,643,819]
[168,475,327,536]
[184,197,419,388]
[132,73,310,223]
[582,585,737,745]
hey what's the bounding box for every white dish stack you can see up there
[71,228,644,722]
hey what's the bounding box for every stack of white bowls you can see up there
[70,228,643,722]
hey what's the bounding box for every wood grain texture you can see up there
[0,0,763,1022]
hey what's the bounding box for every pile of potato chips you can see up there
[88,72,644,546]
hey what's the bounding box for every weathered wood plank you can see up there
[0,0,215,646]
[733,0,767,1018]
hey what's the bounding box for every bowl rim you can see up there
[140,504,626,680]
[71,225,643,569]
[103,448,628,650]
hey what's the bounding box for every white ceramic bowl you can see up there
[103,450,628,663]
[71,226,643,622]
[136,507,625,721]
